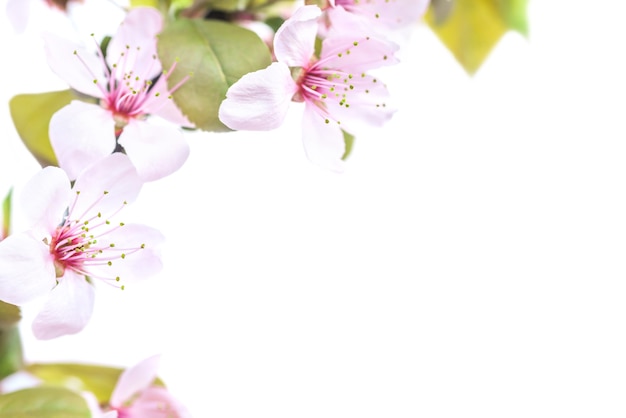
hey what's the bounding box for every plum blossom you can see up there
[0,153,164,340]
[45,6,192,182]
[218,4,398,172]
[92,355,191,418]
[323,0,430,31]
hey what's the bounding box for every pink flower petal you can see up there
[20,166,72,237]
[218,62,298,131]
[88,224,164,284]
[31,270,95,340]
[118,120,190,182]
[320,33,399,73]
[322,74,396,135]
[301,103,346,172]
[106,7,163,81]
[0,233,55,306]
[110,354,161,408]
[333,0,430,29]
[71,153,143,220]
[274,5,321,67]
[142,76,194,128]
[6,0,30,33]
[43,32,107,99]
[49,101,116,180]
[125,387,192,418]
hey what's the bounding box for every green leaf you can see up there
[157,18,272,132]
[26,363,165,404]
[426,0,529,74]
[495,0,529,36]
[2,188,11,239]
[0,294,22,381]
[26,363,123,404]
[8,90,80,168]
[429,0,455,24]
[171,0,194,12]
[0,387,91,418]
[0,301,20,329]
[342,130,355,161]
[130,0,175,13]
[206,0,250,12]
[264,16,285,33]
[0,326,23,380]
[130,0,159,7]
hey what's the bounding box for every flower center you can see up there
[294,60,356,124]
[290,37,390,126]
[73,36,190,135]
[50,224,95,277]
[47,190,144,288]
[100,46,160,126]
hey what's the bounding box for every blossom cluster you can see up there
[220,0,429,171]
[0,0,429,415]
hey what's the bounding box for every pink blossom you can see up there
[0,153,164,339]
[45,6,192,182]
[218,4,398,171]
[100,355,191,418]
[325,0,430,30]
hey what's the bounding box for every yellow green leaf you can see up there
[0,301,20,329]
[342,130,355,161]
[0,326,23,380]
[157,18,272,132]
[26,363,165,404]
[0,387,91,418]
[26,363,123,404]
[9,90,81,168]
[2,188,11,239]
[130,0,159,7]
[426,0,528,75]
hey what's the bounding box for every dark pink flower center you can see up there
[73,36,189,133]
[47,190,143,287]
[292,38,387,125]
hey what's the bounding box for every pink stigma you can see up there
[73,36,188,132]
[48,190,143,287]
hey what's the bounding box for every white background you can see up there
[2,0,626,417]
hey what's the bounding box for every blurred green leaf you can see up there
[26,363,165,404]
[0,301,20,329]
[0,283,22,381]
[157,18,272,132]
[342,130,355,161]
[0,326,23,380]
[0,386,91,418]
[130,0,159,7]
[8,90,77,168]
[171,0,194,12]
[26,363,123,404]
[2,188,11,239]
[430,0,455,24]
[130,0,174,13]
[264,15,284,32]
[207,0,249,12]
[426,0,528,74]
[495,0,529,36]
